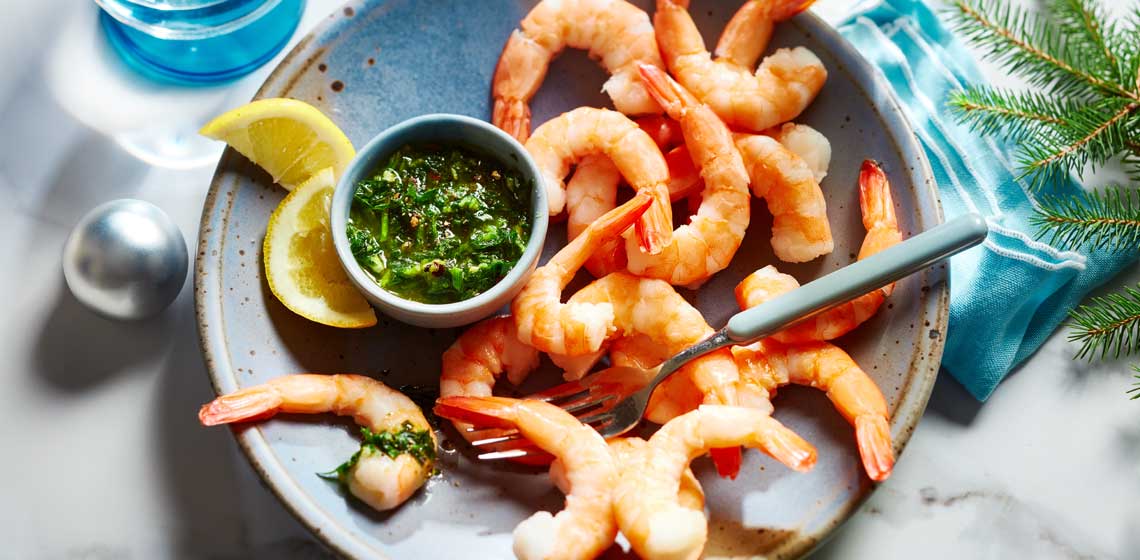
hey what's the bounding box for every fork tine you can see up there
[478,448,532,460]
[528,380,591,401]
[470,433,523,446]
[577,411,614,427]
[560,393,616,415]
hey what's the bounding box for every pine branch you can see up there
[947,87,1070,140]
[1069,284,1140,361]
[1017,100,1139,186]
[946,0,1140,101]
[1051,0,1122,82]
[1031,186,1140,251]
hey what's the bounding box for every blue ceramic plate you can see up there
[196,1,947,558]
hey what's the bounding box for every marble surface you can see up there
[1,0,1137,558]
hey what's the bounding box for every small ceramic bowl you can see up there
[330,113,548,329]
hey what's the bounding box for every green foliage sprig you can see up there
[1030,187,1140,250]
[945,0,1140,396]
[1068,284,1140,360]
[946,0,1140,187]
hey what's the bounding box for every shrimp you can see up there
[610,334,704,424]
[512,192,652,356]
[735,130,833,262]
[612,405,816,560]
[735,160,902,341]
[566,155,627,277]
[731,339,894,481]
[564,152,703,278]
[654,0,827,133]
[440,316,541,399]
[608,437,705,512]
[492,0,664,143]
[623,64,752,288]
[434,396,618,560]
[715,0,816,69]
[438,316,550,463]
[765,122,831,183]
[563,271,749,477]
[526,107,673,253]
[199,374,436,511]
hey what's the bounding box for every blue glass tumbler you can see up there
[94,0,305,84]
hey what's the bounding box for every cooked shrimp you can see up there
[731,339,893,481]
[613,405,816,560]
[566,155,627,277]
[526,107,672,252]
[636,115,703,200]
[623,64,752,288]
[434,396,618,560]
[512,192,651,356]
[715,0,816,69]
[564,152,702,278]
[610,334,705,424]
[440,316,541,399]
[735,131,833,262]
[735,160,902,341]
[492,0,664,142]
[654,0,826,132]
[438,316,548,463]
[565,272,740,409]
[608,437,705,511]
[564,271,748,477]
[765,122,831,182]
[199,374,436,511]
[564,114,699,278]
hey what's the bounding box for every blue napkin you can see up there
[831,0,1134,400]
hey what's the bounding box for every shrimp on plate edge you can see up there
[199,374,437,512]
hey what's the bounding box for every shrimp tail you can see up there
[591,190,655,246]
[855,414,894,482]
[434,396,520,430]
[709,447,743,479]
[199,386,283,426]
[755,419,817,472]
[636,185,673,255]
[858,160,896,232]
[493,98,531,143]
[637,63,701,120]
[772,0,817,20]
[491,30,549,143]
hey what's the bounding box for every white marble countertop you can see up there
[2,0,1138,558]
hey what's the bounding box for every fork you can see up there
[465,213,989,460]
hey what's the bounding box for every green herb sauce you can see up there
[321,421,437,486]
[346,143,532,304]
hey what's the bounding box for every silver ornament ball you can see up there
[62,199,188,320]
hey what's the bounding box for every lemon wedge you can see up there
[264,167,377,328]
[200,98,356,190]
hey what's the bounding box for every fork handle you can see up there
[724,213,987,343]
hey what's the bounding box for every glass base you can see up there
[98,0,304,85]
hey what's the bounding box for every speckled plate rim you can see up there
[194,6,948,559]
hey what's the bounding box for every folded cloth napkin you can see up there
[823,0,1134,400]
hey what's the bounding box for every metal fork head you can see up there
[460,365,657,460]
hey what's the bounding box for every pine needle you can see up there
[1018,100,1139,185]
[1031,186,1140,251]
[946,0,1140,101]
[1068,284,1140,361]
[1130,366,1140,400]
[1051,0,1124,82]
[947,87,1070,139]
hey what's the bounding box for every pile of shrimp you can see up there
[197,1,904,557]
[429,1,908,558]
